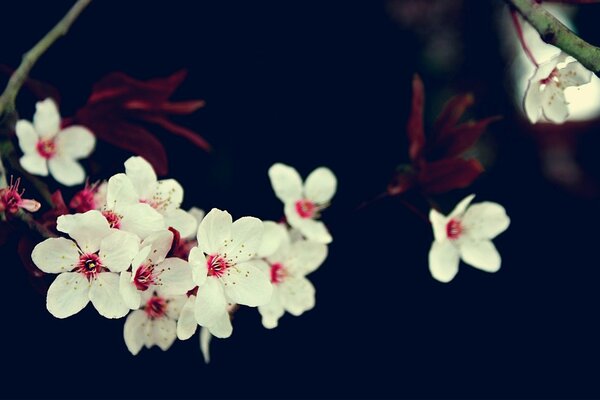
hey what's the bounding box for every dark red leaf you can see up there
[124,100,206,114]
[432,93,474,137]
[436,116,501,158]
[418,158,484,194]
[143,115,211,151]
[407,74,426,162]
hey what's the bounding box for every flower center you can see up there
[270,263,287,284]
[206,254,230,278]
[36,138,57,159]
[539,68,559,86]
[0,187,21,214]
[77,253,103,279]
[133,264,157,291]
[102,210,121,229]
[295,199,316,219]
[144,295,167,319]
[446,218,463,240]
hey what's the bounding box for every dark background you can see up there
[1,1,600,398]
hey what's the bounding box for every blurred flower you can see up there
[15,98,96,186]
[69,180,106,213]
[31,210,139,318]
[73,70,208,175]
[0,177,40,215]
[268,163,337,244]
[524,52,592,124]
[428,194,510,283]
[388,75,499,196]
[123,290,186,355]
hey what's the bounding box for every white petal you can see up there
[89,272,129,318]
[459,239,501,273]
[33,98,60,138]
[139,230,173,265]
[208,311,233,339]
[197,208,232,255]
[124,156,157,199]
[56,210,111,253]
[194,277,228,327]
[256,221,287,258]
[428,240,460,283]
[560,61,592,87]
[449,194,476,219]
[15,120,39,154]
[99,230,140,272]
[280,276,315,316]
[462,202,510,240]
[165,294,187,320]
[120,203,165,239]
[131,246,152,274]
[123,310,149,355]
[119,271,142,310]
[305,167,337,204]
[258,289,285,329]
[177,295,198,340]
[286,240,328,276]
[48,157,85,186]
[56,126,95,159]
[200,327,212,363]
[106,173,138,212]
[20,154,48,176]
[188,207,205,225]
[286,212,332,244]
[228,216,263,263]
[152,179,184,212]
[524,81,542,124]
[155,258,194,296]
[222,260,273,307]
[31,237,79,274]
[189,246,208,286]
[541,84,569,124]
[164,209,197,239]
[46,272,90,318]
[268,163,303,203]
[151,318,177,351]
[429,208,448,242]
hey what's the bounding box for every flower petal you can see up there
[222,260,273,307]
[20,154,48,176]
[124,156,157,199]
[459,239,501,273]
[208,311,233,339]
[428,240,460,283]
[151,318,177,351]
[200,327,212,363]
[449,194,475,219]
[194,277,228,327]
[152,179,184,212]
[524,81,542,124]
[560,61,592,87]
[56,126,95,159]
[123,310,149,355]
[305,167,337,204]
[285,211,332,244]
[155,258,194,296]
[48,157,86,186]
[106,173,138,212]
[197,208,232,255]
[99,230,140,272]
[15,120,39,154]
[189,246,208,286]
[429,208,448,242]
[31,237,79,273]
[33,98,60,138]
[286,240,328,276]
[120,203,165,239]
[89,272,129,318]
[164,209,197,239]
[57,210,111,253]
[165,294,187,320]
[462,202,510,240]
[280,276,315,316]
[256,221,287,258]
[177,295,198,340]
[119,271,142,310]
[228,216,263,263]
[258,289,285,329]
[46,272,90,318]
[268,163,303,203]
[541,84,569,124]
[140,230,173,265]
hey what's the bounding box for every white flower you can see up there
[123,290,186,355]
[268,163,337,244]
[257,228,327,329]
[15,98,95,186]
[177,294,234,339]
[31,210,139,318]
[120,230,195,310]
[182,208,272,338]
[428,195,510,283]
[524,52,592,124]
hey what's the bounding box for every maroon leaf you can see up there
[144,115,211,151]
[419,158,484,194]
[432,93,474,138]
[407,74,426,162]
[439,116,501,158]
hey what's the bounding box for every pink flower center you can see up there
[295,199,316,219]
[133,264,157,291]
[102,210,121,229]
[36,138,57,159]
[76,253,103,280]
[539,68,559,86]
[446,218,463,240]
[270,263,287,284]
[144,296,167,319]
[206,254,230,278]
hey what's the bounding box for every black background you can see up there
[1,1,600,398]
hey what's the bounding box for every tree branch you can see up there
[505,0,600,76]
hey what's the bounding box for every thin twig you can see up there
[16,210,56,238]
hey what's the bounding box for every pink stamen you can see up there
[295,199,316,219]
[144,296,167,319]
[133,264,157,291]
[36,138,56,159]
[76,253,103,280]
[540,68,559,85]
[102,210,121,229]
[70,180,101,213]
[0,177,40,214]
[270,263,286,284]
[206,254,230,277]
[446,219,463,240]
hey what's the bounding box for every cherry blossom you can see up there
[0,177,40,215]
[524,52,593,124]
[31,210,139,318]
[120,230,194,310]
[15,98,95,186]
[123,289,186,355]
[428,195,510,283]
[268,163,337,244]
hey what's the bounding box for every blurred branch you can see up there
[543,0,600,4]
[505,0,600,76]
[0,0,92,118]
